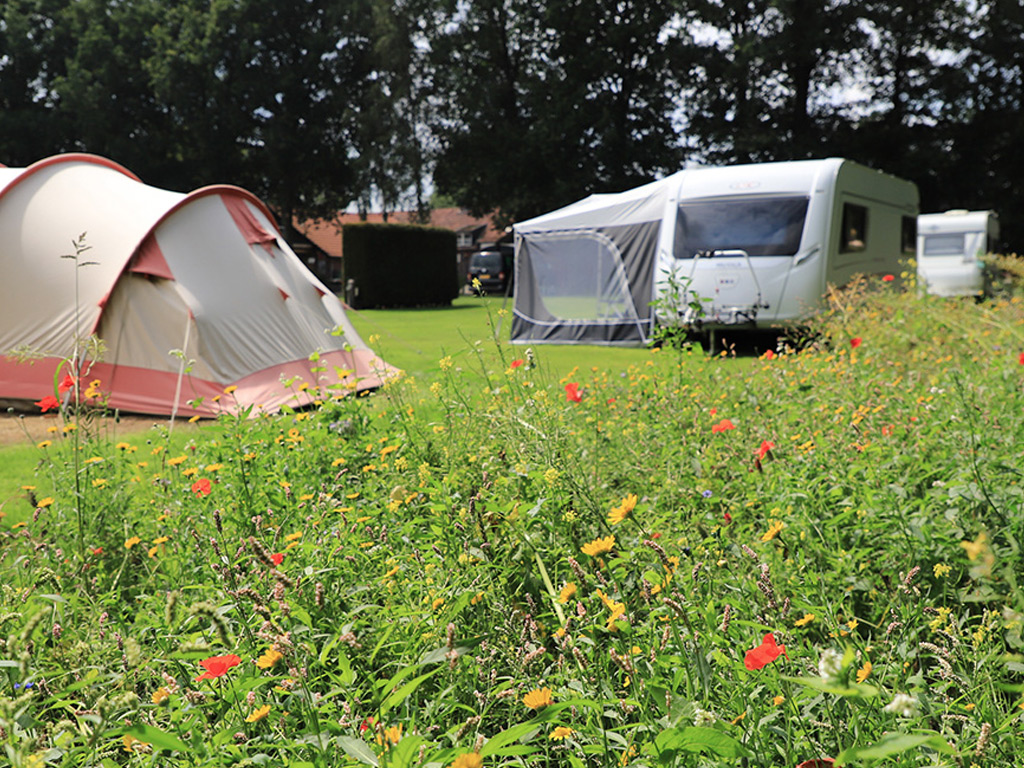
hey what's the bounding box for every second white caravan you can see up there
[916,210,999,297]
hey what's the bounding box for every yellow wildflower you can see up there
[933,563,952,578]
[245,704,271,723]
[152,687,170,705]
[377,724,402,746]
[772,695,785,706]
[284,531,303,542]
[581,535,615,557]
[794,613,815,627]
[523,687,553,709]
[37,497,54,508]
[550,726,575,740]
[257,648,284,669]
[224,385,238,394]
[856,661,872,683]
[167,455,188,466]
[36,440,52,449]
[449,753,483,768]
[558,583,577,604]
[761,519,785,542]
[124,536,142,549]
[607,494,637,525]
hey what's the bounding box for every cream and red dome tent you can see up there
[0,154,398,418]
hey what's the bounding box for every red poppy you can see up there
[722,512,732,525]
[58,374,77,394]
[565,382,582,403]
[795,760,834,768]
[191,478,212,497]
[35,395,59,413]
[271,553,284,566]
[1018,352,1024,365]
[195,653,241,681]
[744,632,786,670]
[359,716,376,733]
[510,359,524,369]
[709,408,717,416]
[881,424,894,437]
[881,274,895,282]
[711,418,735,433]
[850,337,862,349]
[755,440,775,460]
[91,547,103,556]
[762,349,776,360]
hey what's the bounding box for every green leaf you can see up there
[379,667,441,719]
[783,676,880,698]
[124,724,188,753]
[335,735,380,766]
[836,732,955,764]
[655,727,751,759]
[479,721,541,757]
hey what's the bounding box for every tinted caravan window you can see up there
[840,203,868,253]
[922,234,966,256]
[674,196,809,258]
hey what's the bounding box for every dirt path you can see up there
[0,413,184,447]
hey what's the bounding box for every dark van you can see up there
[467,247,514,294]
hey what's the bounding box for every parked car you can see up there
[467,247,514,294]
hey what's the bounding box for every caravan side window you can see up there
[840,204,868,253]
[901,216,916,254]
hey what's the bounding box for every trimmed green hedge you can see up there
[342,222,458,308]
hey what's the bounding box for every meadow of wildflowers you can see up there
[2,280,1024,767]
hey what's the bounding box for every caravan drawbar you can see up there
[511,158,919,345]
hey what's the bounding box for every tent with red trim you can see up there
[0,154,399,417]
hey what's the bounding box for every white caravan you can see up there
[511,158,919,345]
[658,158,918,331]
[916,210,999,297]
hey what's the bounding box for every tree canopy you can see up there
[0,0,1020,248]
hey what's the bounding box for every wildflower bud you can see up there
[52,623,62,640]
[691,561,703,581]
[315,582,325,609]
[568,557,588,583]
[643,539,671,571]
[246,691,256,707]
[446,623,456,650]
[741,544,760,562]
[572,646,588,669]
[248,536,276,568]
[609,649,633,675]
[719,603,732,633]
[214,509,224,535]
[165,590,179,627]
[975,722,991,758]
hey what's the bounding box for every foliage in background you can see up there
[2,283,1024,766]
[0,0,1021,245]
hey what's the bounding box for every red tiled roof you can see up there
[296,208,506,259]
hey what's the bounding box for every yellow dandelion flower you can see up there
[523,687,553,709]
[152,687,170,705]
[182,467,198,477]
[794,613,815,627]
[125,536,141,549]
[245,704,271,723]
[449,753,483,768]
[148,545,160,558]
[772,695,785,706]
[122,734,150,754]
[152,536,170,545]
[188,415,201,423]
[607,493,638,525]
[21,485,35,491]
[116,442,133,451]
[550,726,575,740]
[432,597,445,611]
[761,519,785,542]
[382,565,400,580]
[37,497,54,508]
[331,457,346,467]
[224,385,238,394]
[377,724,402,746]
[36,440,52,449]
[206,463,223,472]
[84,456,104,465]
[471,592,485,605]
[256,648,284,669]
[168,455,187,466]
[12,521,27,529]
[558,582,577,604]
[284,531,303,542]
[581,535,615,557]
[856,661,872,683]
[298,493,315,501]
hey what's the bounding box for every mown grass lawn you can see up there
[2,283,1023,768]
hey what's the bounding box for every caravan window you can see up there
[922,233,966,256]
[840,204,868,253]
[673,196,808,258]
